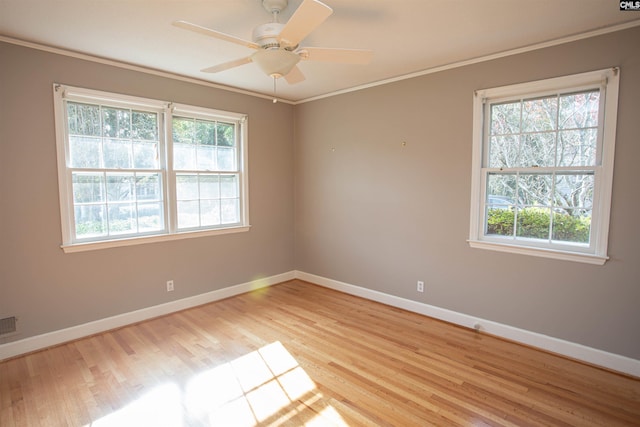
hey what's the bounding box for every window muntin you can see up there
[54,85,249,251]
[469,69,619,264]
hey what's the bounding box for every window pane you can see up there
[196,120,216,146]
[200,199,221,226]
[136,173,162,201]
[554,173,593,209]
[520,132,555,168]
[517,174,552,206]
[220,175,238,198]
[217,122,235,146]
[173,117,194,143]
[174,142,197,170]
[174,117,196,170]
[133,141,159,169]
[486,206,514,237]
[104,138,133,169]
[103,107,131,138]
[131,111,158,141]
[552,209,591,244]
[522,96,557,133]
[67,102,101,136]
[108,203,136,235]
[557,129,597,167]
[516,207,550,240]
[106,173,134,202]
[217,147,236,171]
[200,174,220,199]
[176,174,199,200]
[137,202,163,232]
[177,200,199,228]
[75,205,106,238]
[221,199,239,224]
[487,173,516,202]
[559,91,599,130]
[197,145,216,170]
[490,102,521,135]
[72,172,105,204]
[70,136,101,168]
[488,135,519,168]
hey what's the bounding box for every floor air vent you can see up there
[0,316,18,336]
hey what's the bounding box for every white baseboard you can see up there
[0,271,296,361]
[295,270,640,378]
[3,269,638,378]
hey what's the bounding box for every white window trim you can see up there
[53,84,250,253]
[468,68,620,265]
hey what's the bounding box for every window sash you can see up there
[70,169,167,242]
[174,172,241,230]
[479,87,604,253]
[483,89,604,170]
[479,169,597,253]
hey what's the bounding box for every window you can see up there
[54,85,249,252]
[468,69,619,265]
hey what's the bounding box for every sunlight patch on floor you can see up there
[89,383,183,427]
[86,341,348,426]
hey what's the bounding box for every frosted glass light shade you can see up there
[251,49,300,78]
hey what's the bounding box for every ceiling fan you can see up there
[173,0,373,85]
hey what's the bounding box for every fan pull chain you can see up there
[273,76,278,103]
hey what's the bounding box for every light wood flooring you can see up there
[1,279,639,426]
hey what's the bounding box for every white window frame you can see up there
[468,68,619,265]
[53,84,250,253]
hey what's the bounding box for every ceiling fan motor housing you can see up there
[252,22,288,49]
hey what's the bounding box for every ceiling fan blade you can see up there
[173,20,259,49]
[201,56,253,73]
[284,65,306,85]
[278,0,333,48]
[299,47,373,64]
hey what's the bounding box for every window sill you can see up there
[467,239,607,265]
[61,225,251,253]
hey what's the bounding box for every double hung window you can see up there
[468,69,619,264]
[54,85,249,252]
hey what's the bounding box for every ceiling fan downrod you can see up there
[262,0,288,16]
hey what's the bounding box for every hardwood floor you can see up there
[1,279,639,426]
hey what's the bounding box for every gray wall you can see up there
[294,26,640,360]
[0,42,295,341]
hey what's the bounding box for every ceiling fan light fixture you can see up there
[251,49,300,79]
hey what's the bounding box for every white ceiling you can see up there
[1,0,638,103]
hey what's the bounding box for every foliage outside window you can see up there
[468,69,619,264]
[54,85,249,252]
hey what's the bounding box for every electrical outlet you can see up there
[417,281,424,293]
[166,280,174,292]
